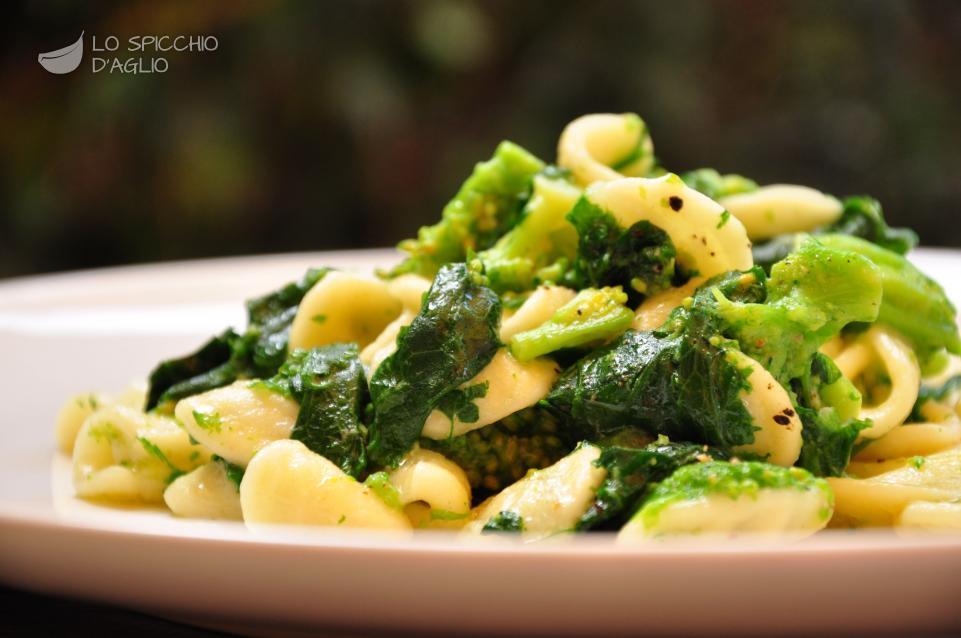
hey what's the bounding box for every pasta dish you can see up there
[56,113,961,540]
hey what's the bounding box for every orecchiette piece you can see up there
[289,271,402,350]
[858,326,921,440]
[854,421,961,462]
[558,113,655,186]
[240,439,411,530]
[175,381,300,467]
[73,405,209,503]
[584,175,754,280]
[728,349,803,467]
[164,462,242,520]
[360,310,414,375]
[632,277,705,332]
[618,485,831,541]
[56,392,110,454]
[499,285,577,342]
[388,447,472,527]
[829,445,961,526]
[718,185,843,241]
[420,348,559,439]
[386,274,432,313]
[464,444,606,539]
[897,501,961,532]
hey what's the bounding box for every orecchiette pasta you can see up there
[164,462,242,520]
[728,349,803,467]
[464,444,605,539]
[632,277,705,332]
[387,446,472,526]
[584,175,754,280]
[289,271,402,350]
[240,439,411,529]
[718,184,843,241]
[558,113,655,186]
[174,381,300,467]
[499,285,577,341]
[420,348,559,439]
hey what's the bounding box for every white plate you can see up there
[1,248,960,637]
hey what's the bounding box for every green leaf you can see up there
[368,263,502,466]
[481,510,525,533]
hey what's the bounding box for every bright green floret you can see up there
[510,286,634,361]
[714,237,883,386]
[636,460,831,528]
[390,141,546,279]
[478,170,581,293]
[817,234,961,362]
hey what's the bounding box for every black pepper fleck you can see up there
[773,414,791,426]
[669,196,683,211]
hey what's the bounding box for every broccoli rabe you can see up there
[911,374,961,422]
[266,344,369,478]
[681,168,758,201]
[566,195,677,302]
[624,460,833,537]
[146,268,330,410]
[419,407,572,495]
[390,142,545,279]
[509,286,634,361]
[714,237,883,386]
[481,510,525,533]
[577,435,729,530]
[478,170,582,293]
[818,234,961,361]
[547,239,881,468]
[368,262,502,467]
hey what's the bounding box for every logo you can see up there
[38,32,84,74]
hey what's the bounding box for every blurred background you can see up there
[3,0,960,279]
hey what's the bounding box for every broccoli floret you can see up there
[478,171,582,293]
[509,286,634,361]
[681,168,758,200]
[419,407,573,497]
[818,234,961,361]
[389,142,545,279]
[714,237,883,386]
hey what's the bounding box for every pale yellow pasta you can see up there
[73,405,209,503]
[164,462,242,520]
[388,447,471,528]
[240,439,410,530]
[718,184,843,241]
[464,444,605,539]
[728,350,803,467]
[632,277,705,332]
[897,501,961,531]
[56,393,110,454]
[832,340,874,379]
[386,273,432,313]
[584,175,754,280]
[499,285,577,341]
[557,113,654,186]
[420,349,558,439]
[818,335,845,359]
[857,327,921,440]
[618,485,831,541]
[174,381,300,467]
[854,421,961,462]
[360,310,414,374]
[289,271,402,351]
[829,445,961,526]
[845,459,910,479]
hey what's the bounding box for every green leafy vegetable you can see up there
[478,171,581,293]
[578,436,728,530]
[212,455,245,491]
[368,262,502,466]
[364,471,403,509]
[566,196,676,301]
[390,142,545,279]
[269,344,370,478]
[680,168,758,201]
[481,510,525,533]
[145,268,330,410]
[510,286,634,361]
[635,460,831,528]
[817,234,961,360]
[911,374,961,421]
